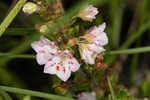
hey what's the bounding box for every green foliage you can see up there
[0,0,150,100]
[139,72,150,98]
[109,90,139,100]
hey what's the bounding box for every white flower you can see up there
[31,37,58,65]
[84,23,108,46]
[79,5,99,22]
[23,2,38,14]
[78,92,96,100]
[79,43,105,64]
[44,50,80,81]
[79,23,108,64]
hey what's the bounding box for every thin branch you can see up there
[0,0,27,37]
[106,46,150,55]
[4,28,38,36]
[107,77,115,100]
[0,88,13,100]
[0,86,75,100]
[1,46,150,59]
[0,53,35,59]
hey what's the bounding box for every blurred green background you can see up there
[0,0,150,100]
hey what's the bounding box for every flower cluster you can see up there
[79,23,108,64]
[27,4,108,81]
[31,37,80,81]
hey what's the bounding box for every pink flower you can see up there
[31,37,58,65]
[44,50,80,81]
[83,23,108,46]
[79,5,99,22]
[79,23,108,64]
[32,38,80,81]
[78,92,96,100]
[79,43,105,64]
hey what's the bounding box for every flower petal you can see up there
[43,57,58,74]
[56,65,71,82]
[43,49,80,81]
[31,37,58,65]
[97,22,106,32]
[79,5,99,22]
[79,44,105,64]
[84,23,108,46]
[36,53,48,65]
[88,44,105,53]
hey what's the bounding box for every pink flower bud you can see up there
[79,5,99,22]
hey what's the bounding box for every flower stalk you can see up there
[0,0,27,37]
[0,86,75,100]
[1,46,150,59]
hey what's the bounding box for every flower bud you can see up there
[23,2,38,14]
[39,25,48,33]
[79,5,99,22]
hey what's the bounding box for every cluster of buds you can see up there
[22,1,108,81]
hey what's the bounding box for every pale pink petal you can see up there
[31,37,58,65]
[79,44,105,64]
[31,41,42,53]
[70,58,80,72]
[43,49,80,81]
[62,50,80,72]
[93,32,108,46]
[79,5,99,22]
[31,37,58,53]
[97,22,106,32]
[88,44,105,53]
[56,65,71,82]
[36,53,48,65]
[43,57,59,74]
[84,23,108,46]
[82,48,95,64]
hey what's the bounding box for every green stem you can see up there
[106,20,150,65]
[110,0,125,48]
[0,88,13,100]
[0,53,35,59]
[4,28,38,36]
[0,0,27,37]
[0,86,75,100]
[106,46,150,55]
[0,33,40,99]
[107,77,115,100]
[1,46,150,59]
[0,33,40,66]
[120,20,150,49]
